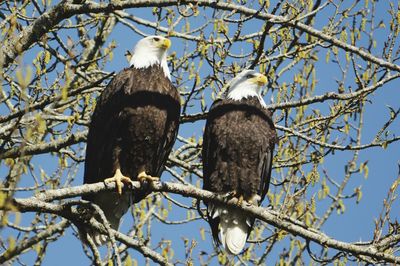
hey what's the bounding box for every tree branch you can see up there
[7,181,400,264]
[2,0,399,73]
[0,219,70,264]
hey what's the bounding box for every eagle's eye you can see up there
[246,74,255,79]
[153,37,160,42]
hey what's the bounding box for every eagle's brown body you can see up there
[202,96,277,252]
[83,65,180,233]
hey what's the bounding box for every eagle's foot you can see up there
[104,168,132,195]
[227,191,244,206]
[236,195,244,206]
[227,190,238,198]
[137,171,159,183]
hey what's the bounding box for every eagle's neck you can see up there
[227,84,266,107]
[129,51,171,80]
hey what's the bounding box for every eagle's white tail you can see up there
[217,207,249,255]
[83,192,131,245]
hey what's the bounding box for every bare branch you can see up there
[8,181,400,264]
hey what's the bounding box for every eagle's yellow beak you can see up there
[161,38,171,50]
[251,73,267,86]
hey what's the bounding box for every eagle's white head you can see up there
[129,35,171,80]
[226,69,268,107]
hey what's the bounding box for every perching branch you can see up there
[7,181,400,264]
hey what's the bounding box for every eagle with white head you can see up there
[202,69,277,254]
[83,36,181,244]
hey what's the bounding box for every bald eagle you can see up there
[202,69,277,254]
[83,36,180,244]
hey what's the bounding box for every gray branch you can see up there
[7,181,400,264]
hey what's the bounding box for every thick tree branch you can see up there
[2,0,399,73]
[7,181,400,264]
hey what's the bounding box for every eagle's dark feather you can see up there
[83,65,180,239]
[202,96,277,250]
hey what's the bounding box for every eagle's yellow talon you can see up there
[104,168,132,195]
[237,195,244,206]
[137,171,159,183]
